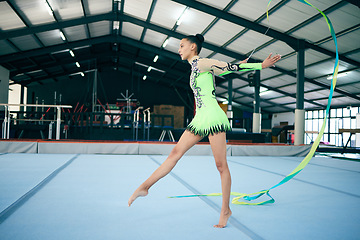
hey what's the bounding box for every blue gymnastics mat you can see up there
[0,153,359,240]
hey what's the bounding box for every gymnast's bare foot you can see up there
[128,187,148,206]
[214,209,232,228]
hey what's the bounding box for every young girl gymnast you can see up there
[128,34,281,228]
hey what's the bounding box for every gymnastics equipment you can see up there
[133,106,143,141]
[1,103,72,140]
[159,126,175,142]
[117,90,137,114]
[143,107,151,141]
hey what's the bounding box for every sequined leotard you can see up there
[186,56,262,137]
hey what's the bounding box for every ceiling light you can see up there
[260,86,268,92]
[327,72,348,80]
[147,66,152,72]
[135,62,165,73]
[69,50,75,57]
[60,31,66,41]
[162,39,169,48]
[80,72,85,77]
[153,55,159,63]
[76,62,80,68]
[259,86,269,96]
[222,100,229,104]
[143,75,147,81]
[176,7,189,26]
[113,21,120,30]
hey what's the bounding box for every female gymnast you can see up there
[128,34,281,228]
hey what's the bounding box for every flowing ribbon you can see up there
[170,0,339,205]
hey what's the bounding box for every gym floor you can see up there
[0,153,359,240]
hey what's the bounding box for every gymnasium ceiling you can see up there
[0,0,359,113]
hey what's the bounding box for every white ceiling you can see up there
[0,0,359,113]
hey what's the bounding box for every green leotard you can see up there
[186,56,262,137]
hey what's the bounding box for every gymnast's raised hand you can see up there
[237,53,281,68]
[261,53,281,68]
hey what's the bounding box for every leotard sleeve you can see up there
[197,58,262,77]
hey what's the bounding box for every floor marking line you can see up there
[0,154,80,224]
[228,159,360,198]
[148,156,264,240]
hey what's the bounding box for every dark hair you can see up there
[184,34,204,54]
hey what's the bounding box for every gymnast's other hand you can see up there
[261,53,281,69]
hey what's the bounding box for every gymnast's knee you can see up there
[168,146,185,162]
[215,160,228,173]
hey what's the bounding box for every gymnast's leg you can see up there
[208,132,232,228]
[128,130,202,206]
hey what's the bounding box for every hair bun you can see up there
[195,34,204,43]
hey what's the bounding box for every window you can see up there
[305,106,360,147]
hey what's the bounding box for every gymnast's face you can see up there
[178,38,196,61]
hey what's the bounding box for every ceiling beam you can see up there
[120,13,249,61]
[5,0,46,49]
[217,71,328,109]
[3,10,359,77]
[171,0,299,48]
[268,66,360,102]
[207,0,290,59]
[201,0,239,36]
[0,12,249,62]
[13,60,189,91]
[1,4,359,68]
[215,76,293,112]
[3,2,358,69]
[0,12,113,41]
[219,61,360,103]
[0,34,184,64]
[234,1,359,66]
[217,88,291,112]
[10,51,188,81]
[79,0,91,39]
[250,2,342,52]
[139,0,157,42]
[260,84,325,108]
[4,30,354,107]
[343,0,360,7]
[0,35,114,64]
[215,92,261,113]
[2,8,359,107]
[170,0,360,68]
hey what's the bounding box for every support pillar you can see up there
[253,113,261,133]
[356,113,360,147]
[56,107,61,140]
[0,65,9,110]
[295,109,305,145]
[20,85,25,119]
[252,70,261,133]
[227,78,233,127]
[295,40,305,145]
[92,69,98,113]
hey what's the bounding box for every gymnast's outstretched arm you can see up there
[197,53,281,76]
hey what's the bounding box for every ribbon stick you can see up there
[170,0,339,205]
